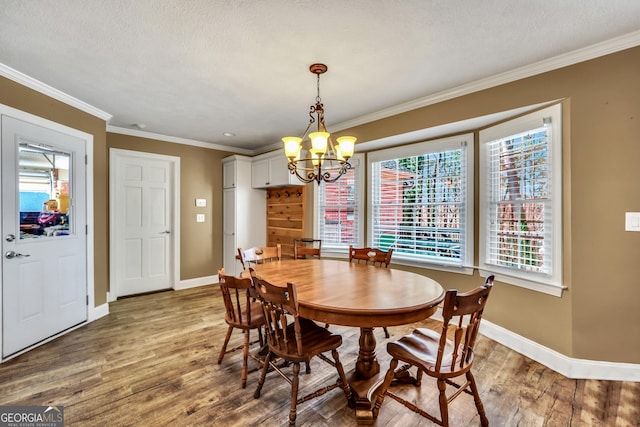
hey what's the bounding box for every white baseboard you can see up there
[175,275,217,290]
[431,309,640,382]
[88,302,109,322]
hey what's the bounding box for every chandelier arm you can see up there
[287,161,314,183]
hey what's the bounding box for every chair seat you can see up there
[225,301,265,329]
[387,328,469,376]
[269,318,342,363]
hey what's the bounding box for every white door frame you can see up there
[0,102,95,361]
[109,148,180,301]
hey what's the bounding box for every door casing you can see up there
[109,148,180,300]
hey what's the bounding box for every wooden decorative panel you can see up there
[266,186,306,258]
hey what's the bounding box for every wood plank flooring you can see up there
[0,285,638,426]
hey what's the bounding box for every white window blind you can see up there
[485,126,552,274]
[316,156,362,250]
[369,136,472,266]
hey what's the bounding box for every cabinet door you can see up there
[252,158,271,188]
[268,156,292,186]
[223,160,236,188]
[222,188,237,274]
[223,188,236,233]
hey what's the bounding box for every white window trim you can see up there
[367,133,474,274]
[479,103,565,297]
[313,153,365,256]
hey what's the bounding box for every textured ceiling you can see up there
[1,0,640,153]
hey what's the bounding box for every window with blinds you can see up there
[485,126,551,273]
[369,135,472,267]
[479,103,563,295]
[316,155,363,250]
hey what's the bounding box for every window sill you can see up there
[392,256,475,275]
[478,268,566,297]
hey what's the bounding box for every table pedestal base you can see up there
[349,371,386,424]
[349,327,386,424]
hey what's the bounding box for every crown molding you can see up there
[0,63,112,121]
[106,125,253,155]
[333,29,640,132]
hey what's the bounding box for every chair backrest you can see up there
[253,276,304,357]
[218,268,257,327]
[293,238,322,259]
[348,245,393,268]
[435,275,494,374]
[238,244,282,269]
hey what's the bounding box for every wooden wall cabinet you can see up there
[222,155,266,276]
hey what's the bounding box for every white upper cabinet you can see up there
[251,151,303,188]
[223,157,237,188]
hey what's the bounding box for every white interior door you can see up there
[1,115,87,358]
[111,150,177,297]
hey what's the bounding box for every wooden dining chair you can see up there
[217,268,265,388]
[349,245,394,268]
[373,275,495,427]
[293,238,322,259]
[348,245,394,337]
[252,275,353,427]
[237,243,282,269]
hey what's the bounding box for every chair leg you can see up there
[437,378,449,427]
[382,327,390,338]
[372,357,399,418]
[241,329,250,388]
[416,368,423,386]
[253,351,271,399]
[331,349,353,402]
[218,325,234,364]
[289,362,300,426]
[467,371,489,427]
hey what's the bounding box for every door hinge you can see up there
[85,154,88,164]
[86,295,89,305]
[86,224,88,235]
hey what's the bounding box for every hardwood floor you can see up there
[0,285,638,426]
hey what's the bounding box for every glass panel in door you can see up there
[18,143,72,239]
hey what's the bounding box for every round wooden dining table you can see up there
[252,259,445,424]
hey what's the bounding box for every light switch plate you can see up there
[195,198,206,207]
[625,212,640,231]
[196,214,205,223]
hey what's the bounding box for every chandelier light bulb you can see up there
[283,137,302,159]
[309,132,329,154]
[336,136,356,159]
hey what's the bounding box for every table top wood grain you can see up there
[253,259,445,328]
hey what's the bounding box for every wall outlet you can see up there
[195,198,206,207]
[196,214,205,223]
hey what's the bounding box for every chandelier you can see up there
[282,63,356,184]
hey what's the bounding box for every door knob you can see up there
[160,230,171,234]
[5,251,30,259]
[5,234,15,242]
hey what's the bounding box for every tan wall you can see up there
[339,46,640,363]
[107,133,234,281]
[0,76,110,306]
